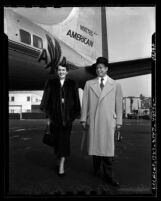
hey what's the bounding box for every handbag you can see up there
[42,124,55,147]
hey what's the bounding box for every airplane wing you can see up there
[67,57,152,88]
[108,58,152,79]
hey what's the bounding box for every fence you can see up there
[9,112,47,120]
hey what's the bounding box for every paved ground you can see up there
[7,118,154,197]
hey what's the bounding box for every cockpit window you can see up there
[20,29,31,45]
[33,35,43,49]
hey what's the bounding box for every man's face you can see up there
[57,66,68,79]
[96,63,108,77]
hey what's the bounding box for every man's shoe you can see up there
[105,177,120,187]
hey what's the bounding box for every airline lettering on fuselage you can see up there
[80,25,93,36]
[38,49,48,64]
[66,30,93,47]
[38,34,61,70]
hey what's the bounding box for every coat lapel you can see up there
[90,78,101,98]
[99,77,115,103]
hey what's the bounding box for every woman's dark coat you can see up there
[40,77,81,127]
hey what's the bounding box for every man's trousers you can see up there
[93,155,114,179]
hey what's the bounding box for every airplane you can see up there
[4,7,153,90]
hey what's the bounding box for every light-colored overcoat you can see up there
[81,75,123,157]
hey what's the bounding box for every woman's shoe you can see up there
[57,166,65,177]
[58,172,65,177]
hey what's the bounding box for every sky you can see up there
[8,7,155,97]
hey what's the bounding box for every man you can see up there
[80,57,123,187]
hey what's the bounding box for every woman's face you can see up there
[57,66,68,79]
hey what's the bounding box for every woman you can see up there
[40,65,81,176]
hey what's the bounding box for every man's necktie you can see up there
[100,77,104,90]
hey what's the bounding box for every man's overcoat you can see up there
[81,76,123,157]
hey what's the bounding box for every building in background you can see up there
[123,97,151,119]
[9,91,42,114]
[138,97,151,118]
[9,91,151,120]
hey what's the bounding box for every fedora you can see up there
[96,57,109,67]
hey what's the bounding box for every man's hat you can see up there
[96,57,109,67]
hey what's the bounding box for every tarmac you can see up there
[6,118,154,197]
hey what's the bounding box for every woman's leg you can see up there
[59,157,65,174]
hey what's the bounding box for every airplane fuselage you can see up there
[5,9,94,90]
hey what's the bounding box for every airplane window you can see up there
[20,29,31,45]
[27,96,30,101]
[33,35,43,49]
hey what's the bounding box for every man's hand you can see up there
[116,124,121,130]
[81,121,86,129]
